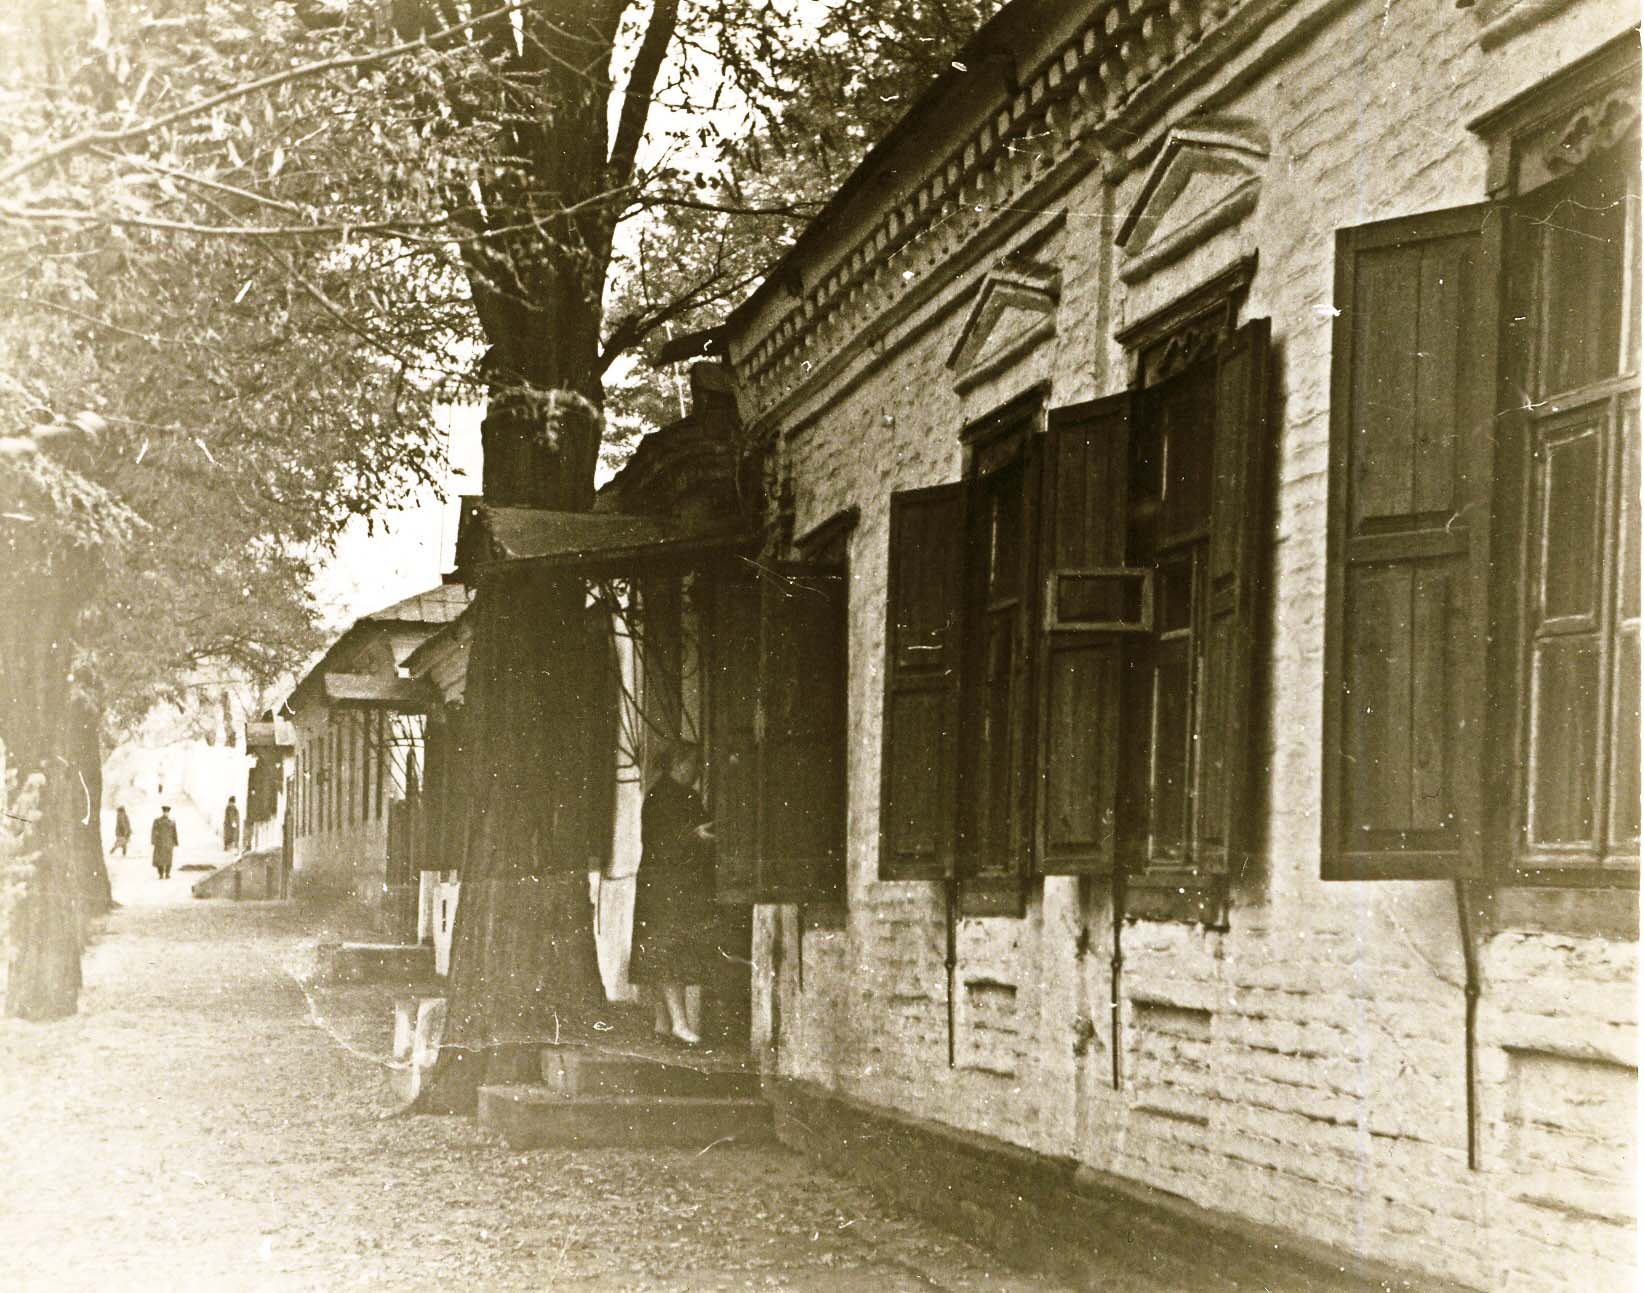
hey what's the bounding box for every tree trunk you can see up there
[2,553,89,1020]
[413,570,611,1111]
[70,694,113,931]
[407,0,638,1114]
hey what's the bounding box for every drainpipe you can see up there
[945,874,959,1068]
[1110,866,1126,1090]
[1453,877,1482,1170]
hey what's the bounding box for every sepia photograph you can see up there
[0,0,1637,1288]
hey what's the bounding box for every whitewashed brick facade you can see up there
[725,1,1638,1287]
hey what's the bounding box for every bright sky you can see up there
[309,402,484,629]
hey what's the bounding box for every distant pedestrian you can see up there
[629,741,720,1046]
[151,806,179,879]
[222,795,240,852]
[111,806,132,857]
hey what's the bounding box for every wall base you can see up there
[765,1077,1481,1292]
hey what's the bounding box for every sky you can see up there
[309,402,484,630]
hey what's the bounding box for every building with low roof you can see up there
[284,584,470,928]
[692,0,1638,1287]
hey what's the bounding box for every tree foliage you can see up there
[0,0,1001,1032]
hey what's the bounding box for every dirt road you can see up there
[0,855,1062,1291]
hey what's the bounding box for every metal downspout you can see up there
[1110,866,1126,1090]
[945,874,959,1069]
[1453,877,1482,1170]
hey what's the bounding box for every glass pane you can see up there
[1619,405,1639,623]
[1609,627,1640,849]
[986,465,1023,601]
[1058,572,1145,625]
[1537,153,1629,397]
[1150,635,1192,860]
[1157,554,1195,634]
[1538,419,1604,622]
[1158,362,1215,543]
[977,611,1016,861]
[1527,635,1602,847]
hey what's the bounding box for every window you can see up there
[880,337,1272,916]
[1321,45,1639,883]
[1502,139,1638,876]
[705,557,848,906]
[958,419,1037,914]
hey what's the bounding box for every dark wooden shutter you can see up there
[1193,318,1272,875]
[1322,205,1501,880]
[754,562,847,902]
[706,565,761,901]
[1035,393,1137,874]
[880,483,965,880]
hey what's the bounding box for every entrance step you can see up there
[317,941,434,984]
[478,1084,775,1150]
[539,1046,760,1100]
[190,849,284,901]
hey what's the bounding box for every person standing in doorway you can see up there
[629,742,718,1046]
[222,795,240,853]
[151,806,179,879]
[111,805,132,857]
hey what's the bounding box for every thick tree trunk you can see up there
[407,0,641,1114]
[413,571,610,1111]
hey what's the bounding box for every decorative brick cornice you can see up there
[732,0,1295,420]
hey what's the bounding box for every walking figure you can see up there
[151,806,179,879]
[222,795,240,853]
[111,805,132,857]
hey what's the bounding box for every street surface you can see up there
[0,846,1066,1291]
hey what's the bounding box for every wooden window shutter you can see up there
[880,483,965,880]
[753,562,847,902]
[705,566,761,902]
[1322,205,1501,880]
[1193,318,1273,875]
[1035,392,1138,875]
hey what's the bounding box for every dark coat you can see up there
[113,808,131,842]
[628,776,722,984]
[150,814,179,859]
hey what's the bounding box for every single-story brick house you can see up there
[675,0,1638,1288]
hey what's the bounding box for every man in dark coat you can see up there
[111,805,132,857]
[151,806,179,879]
[222,795,240,852]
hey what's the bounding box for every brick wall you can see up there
[738,1,1638,1288]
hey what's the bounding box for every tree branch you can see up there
[0,1,530,191]
[607,0,679,190]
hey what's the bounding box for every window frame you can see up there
[1488,122,1640,886]
[954,390,1046,917]
[1321,42,1639,891]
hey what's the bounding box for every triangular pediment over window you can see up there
[1117,117,1268,283]
[946,261,1060,393]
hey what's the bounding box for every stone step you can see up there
[478,1085,775,1150]
[539,1047,760,1100]
[317,941,435,984]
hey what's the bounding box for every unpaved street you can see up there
[0,856,1061,1292]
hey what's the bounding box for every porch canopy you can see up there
[320,673,431,712]
[457,503,756,579]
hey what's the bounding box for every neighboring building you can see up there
[242,710,295,858]
[402,599,472,975]
[285,585,469,927]
[681,1,1637,1289]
